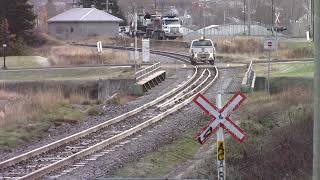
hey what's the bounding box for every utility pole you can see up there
[312,0,314,40]
[203,3,206,36]
[223,11,226,25]
[106,0,109,12]
[134,12,138,75]
[313,0,320,179]
[2,18,7,70]
[243,0,246,35]
[247,0,251,36]
[2,44,7,70]
[271,0,274,27]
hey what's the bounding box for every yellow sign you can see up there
[217,141,225,161]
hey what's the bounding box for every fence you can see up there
[183,22,309,42]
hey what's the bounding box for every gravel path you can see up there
[56,67,244,179]
[0,55,191,162]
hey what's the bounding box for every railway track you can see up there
[73,44,191,64]
[0,49,218,180]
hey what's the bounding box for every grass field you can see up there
[0,90,91,151]
[114,88,312,179]
[115,130,201,178]
[114,60,313,179]
[0,56,49,69]
[0,67,134,81]
[279,41,314,50]
[254,62,314,77]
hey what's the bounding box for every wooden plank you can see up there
[137,71,166,85]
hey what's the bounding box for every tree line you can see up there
[0,0,35,55]
[79,0,126,25]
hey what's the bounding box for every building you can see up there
[48,7,123,39]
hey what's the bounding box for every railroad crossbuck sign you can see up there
[193,92,248,144]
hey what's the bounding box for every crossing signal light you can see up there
[267,26,287,32]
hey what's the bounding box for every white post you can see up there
[307,31,310,41]
[130,43,134,63]
[99,41,103,53]
[216,94,226,180]
[142,38,150,63]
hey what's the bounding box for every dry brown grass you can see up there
[227,88,313,179]
[73,35,115,45]
[275,87,312,106]
[277,47,314,59]
[43,45,129,66]
[0,90,22,101]
[216,37,263,54]
[0,90,65,127]
[0,89,90,150]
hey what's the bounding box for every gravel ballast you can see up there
[0,55,191,162]
[56,67,244,179]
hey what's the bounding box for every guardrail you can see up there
[241,61,256,93]
[135,62,161,81]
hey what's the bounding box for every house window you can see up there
[56,26,64,34]
[70,27,74,33]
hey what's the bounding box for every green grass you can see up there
[0,104,86,150]
[115,131,200,178]
[45,104,86,123]
[0,67,134,81]
[2,56,49,68]
[255,62,314,77]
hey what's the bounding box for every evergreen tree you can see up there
[46,0,58,18]
[0,0,36,38]
[80,0,126,25]
[0,0,35,55]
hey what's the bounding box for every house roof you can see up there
[48,8,123,23]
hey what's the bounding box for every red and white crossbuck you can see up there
[193,92,248,144]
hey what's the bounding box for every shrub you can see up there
[87,106,104,116]
[217,37,263,54]
[287,47,314,58]
[47,46,129,66]
[0,89,88,150]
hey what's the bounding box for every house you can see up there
[47,6,123,39]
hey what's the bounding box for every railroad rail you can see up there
[0,49,218,180]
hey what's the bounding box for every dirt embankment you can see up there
[174,82,313,180]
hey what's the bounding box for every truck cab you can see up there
[162,17,183,40]
[189,38,216,65]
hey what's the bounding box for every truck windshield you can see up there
[137,15,144,22]
[192,40,213,47]
[164,20,180,25]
